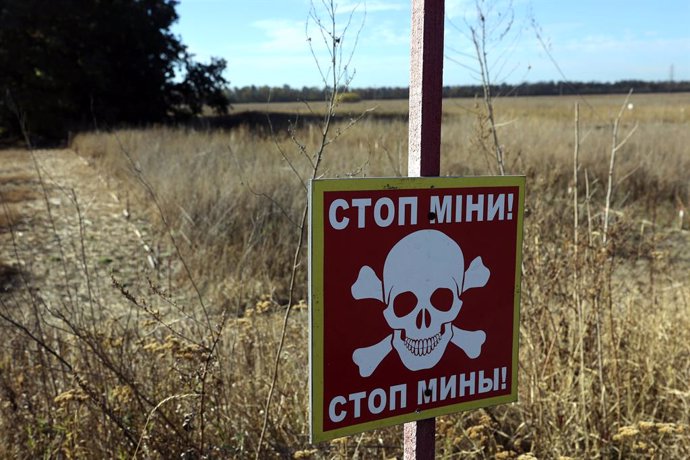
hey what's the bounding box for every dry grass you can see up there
[74,93,690,297]
[0,92,688,458]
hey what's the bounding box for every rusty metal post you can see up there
[405,0,444,458]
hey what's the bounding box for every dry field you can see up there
[1,92,689,458]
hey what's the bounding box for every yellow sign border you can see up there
[309,176,526,442]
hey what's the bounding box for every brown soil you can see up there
[0,148,163,307]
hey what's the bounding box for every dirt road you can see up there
[1,148,161,311]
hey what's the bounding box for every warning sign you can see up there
[309,176,525,442]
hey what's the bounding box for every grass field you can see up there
[1,92,689,458]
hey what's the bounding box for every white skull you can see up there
[382,229,464,371]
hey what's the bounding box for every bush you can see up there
[337,92,362,103]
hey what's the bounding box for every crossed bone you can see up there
[351,257,490,377]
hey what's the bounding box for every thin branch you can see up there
[255,1,364,456]
[227,144,301,229]
[603,89,635,244]
[132,393,201,459]
[113,134,212,331]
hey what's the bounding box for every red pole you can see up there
[404,417,436,459]
[405,0,444,458]
[408,0,444,178]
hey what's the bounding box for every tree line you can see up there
[1,0,229,143]
[2,0,687,143]
[229,80,690,104]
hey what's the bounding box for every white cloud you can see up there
[337,1,406,14]
[252,19,309,53]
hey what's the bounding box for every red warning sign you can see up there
[309,176,525,442]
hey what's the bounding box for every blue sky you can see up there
[173,0,690,88]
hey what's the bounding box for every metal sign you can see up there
[309,176,525,442]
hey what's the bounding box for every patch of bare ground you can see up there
[0,148,213,458]
[0,148,168,300]
[1,150,34,289]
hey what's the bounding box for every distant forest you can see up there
[229,80,690,104]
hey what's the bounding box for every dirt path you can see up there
[0,148,163,312]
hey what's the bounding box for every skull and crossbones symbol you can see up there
[350,229,490,377]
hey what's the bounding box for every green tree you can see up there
[0,0,229,142]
